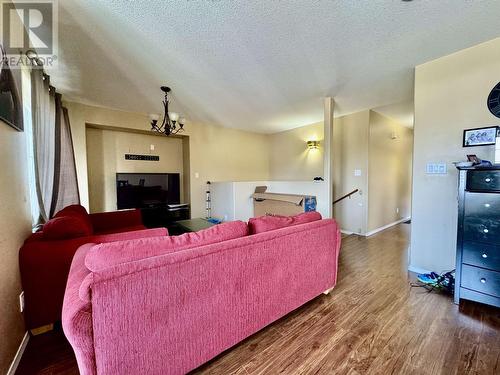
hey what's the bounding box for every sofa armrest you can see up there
[89,209,143,233]
[62,244,97,375]
[89,227,168,243]
[19,227,167,329]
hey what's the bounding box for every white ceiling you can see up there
[50,0,500,133]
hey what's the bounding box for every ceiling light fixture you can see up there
[150,86,185,136]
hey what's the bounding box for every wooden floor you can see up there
[16,224,500,374]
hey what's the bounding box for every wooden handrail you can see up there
[333,189,359,205]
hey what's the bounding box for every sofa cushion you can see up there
[248,211,322,234]
[43,216,93,240]
[55,205,93,234]
[85,220,249,272]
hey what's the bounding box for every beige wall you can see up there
[269,110,413,235]
[333,110,371,234]
[411,37,500,272]
[269,122,324,180]
[67,102,271,218]
[187,121,271,216]
[0,121,32,374]
[86,128,184,212]
[68,101,413,234]
[267,113,370,234]
[368,111,413,232]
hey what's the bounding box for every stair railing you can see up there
[332,189,359,205]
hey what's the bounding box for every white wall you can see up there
[211,181,329,222]
[368,111,413,232]
[410,37,500,273]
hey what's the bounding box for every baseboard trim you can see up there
[364,217,410,237]
[340,230,354,235]
[6,331,29,375]
[408,265,432,275]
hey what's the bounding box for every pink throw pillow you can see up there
[85,220,249,272]
[43,216,92,240]
[248,211,322,234]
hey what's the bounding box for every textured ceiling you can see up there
[50,0,500,133]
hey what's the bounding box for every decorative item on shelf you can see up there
[467,154,493,168]
[307,140,320,150]
[453,161,474,168]
[467,154,482,165]
[150,86,186,136]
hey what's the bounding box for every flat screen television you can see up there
[116,173,180,209]
[0,58,23,131]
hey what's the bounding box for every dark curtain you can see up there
[31,68,79,226]
[50,93,80,216]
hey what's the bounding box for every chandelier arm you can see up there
[170,127,184,135]
[151,87,185,136]
[161,97,169,131]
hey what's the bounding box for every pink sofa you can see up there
[63,218,341,375]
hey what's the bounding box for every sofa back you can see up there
[64,219,341,375]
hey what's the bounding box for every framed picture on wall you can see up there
[463,126,498,147]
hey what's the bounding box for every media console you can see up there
[141,203,190,229]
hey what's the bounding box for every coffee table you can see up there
[174,218,217,233]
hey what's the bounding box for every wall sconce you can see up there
[307,140,320,150]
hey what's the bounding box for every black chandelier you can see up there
[150,86,185,136]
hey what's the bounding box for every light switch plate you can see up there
[426,163,447,175]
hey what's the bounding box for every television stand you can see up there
[141,203,190,228]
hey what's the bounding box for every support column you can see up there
[323,97,334,218]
